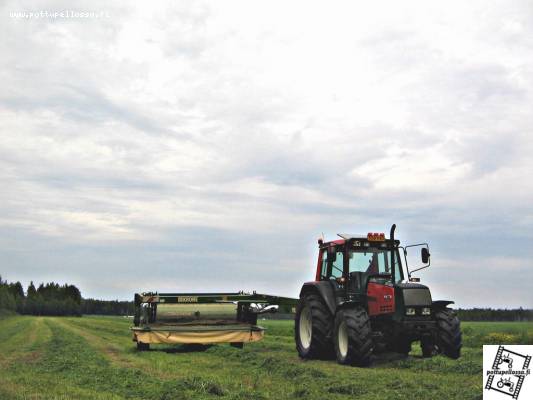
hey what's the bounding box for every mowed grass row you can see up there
[0,316,532,400]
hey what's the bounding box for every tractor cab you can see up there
[314,227,432,319]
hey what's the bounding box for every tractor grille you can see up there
[380,304,394,313]
[402,288,432,306]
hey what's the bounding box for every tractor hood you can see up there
[396,283,432,306]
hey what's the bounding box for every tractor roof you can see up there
[337,233,372,240]
[320,232,399,247]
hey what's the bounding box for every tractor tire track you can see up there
[0,317,50,368]
[47,317,190,381]
[49,317,140,369]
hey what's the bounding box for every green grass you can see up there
[0,316,531,399]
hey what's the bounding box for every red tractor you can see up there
[295,224,462,366]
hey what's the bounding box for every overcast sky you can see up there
[1,0,532,307]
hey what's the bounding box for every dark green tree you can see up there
[9,282,24,298]
[27,282,37,298]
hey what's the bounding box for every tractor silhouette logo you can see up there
[497,353,514,370]
[497,377,515,393]
[485,346,531,399]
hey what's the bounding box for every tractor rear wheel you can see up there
[435,308,462,359]
[295,293,333,359]
[333,307,373,366]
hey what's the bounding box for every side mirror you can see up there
[421,247,430,264]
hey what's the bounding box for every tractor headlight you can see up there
[422,307,431,315]
[405,308,416,316]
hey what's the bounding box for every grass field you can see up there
[0,316,532,400]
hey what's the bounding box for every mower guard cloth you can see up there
[132,326,264,344]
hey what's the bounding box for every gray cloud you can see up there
[0,0,532,307]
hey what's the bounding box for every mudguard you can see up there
[299,281,336,315]
[432,300,454,310]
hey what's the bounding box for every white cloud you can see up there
[0,0,532,305]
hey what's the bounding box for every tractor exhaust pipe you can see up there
[390,224,396,282]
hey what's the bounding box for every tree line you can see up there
[81,298,134,316]
[456,308,533,322]
[0,276,82,316]
[269,307,533,321]
[0,276,134,316]
[1,275,532,320]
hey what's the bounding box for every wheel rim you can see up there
[338,320,348,358]
[299,306,312,349]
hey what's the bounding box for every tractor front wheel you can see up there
[295,293,333,359]
[333,307,373,366]
[435,308,462,359]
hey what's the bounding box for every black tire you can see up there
[295,293,333,359]
[435,308,462,359]
[333,307,373,366]
[137,342,150,351]
[230,342,244,349]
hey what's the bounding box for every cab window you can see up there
[330,251,344,279]
[348,249,403,283]
[320,249,328,279]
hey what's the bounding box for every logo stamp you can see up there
[177,296,198,303]
[484,345,532,399]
